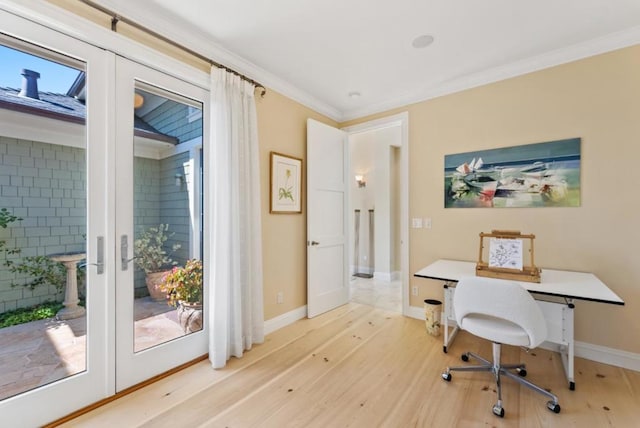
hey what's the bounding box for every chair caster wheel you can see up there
[517,368,527,377]
[547,401,561,413]
[461,353,469,362]
[492,404,505,418]
[442,372,452,382]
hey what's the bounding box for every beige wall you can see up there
[343,45,640,354]
[255,91,337,319]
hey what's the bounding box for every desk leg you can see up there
[443,284,458,353]
[444,324,459,354]
[536,299,576,391]
[559,303,576,390]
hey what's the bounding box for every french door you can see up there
[114,56,208,390]
[0,11,111,427]
[0,11,208,425]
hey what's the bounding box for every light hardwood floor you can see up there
[58,303,640,427]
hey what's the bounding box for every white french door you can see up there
[114,56,208,390]
[0,12,210,424]
[0,11,111,427]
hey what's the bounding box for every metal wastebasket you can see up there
[424,299,442,336]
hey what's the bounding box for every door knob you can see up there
[309,241,320,246]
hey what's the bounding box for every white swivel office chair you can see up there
[441,276,561,418]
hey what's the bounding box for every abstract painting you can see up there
[444,138,581,208]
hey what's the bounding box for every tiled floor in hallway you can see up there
[349,276,402,312]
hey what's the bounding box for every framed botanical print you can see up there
[270,152,302,213]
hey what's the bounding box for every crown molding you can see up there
[90,0,343,121]
[341,25,640,121]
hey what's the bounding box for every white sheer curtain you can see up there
[208,67,264,368]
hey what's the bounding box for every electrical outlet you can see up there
[412,286,418,296]
[277,291,284,304]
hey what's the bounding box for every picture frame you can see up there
[476,230,541,283]
[270,152,302,214]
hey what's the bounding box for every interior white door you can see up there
[0,12,110,427]
[114,56,208,390]
[306,119,349,317]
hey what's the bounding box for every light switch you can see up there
[425,218,432,229]
[412,218,423,228]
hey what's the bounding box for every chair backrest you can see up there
[454,276,547,348]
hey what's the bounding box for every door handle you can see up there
[121,235,137,270]
[309,241,320,246]
[80,236,104,274]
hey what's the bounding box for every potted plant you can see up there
[160,259,203,333]
[134,224,181,301]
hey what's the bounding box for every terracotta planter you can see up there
[177,301,203,333]
[145,270,171,301]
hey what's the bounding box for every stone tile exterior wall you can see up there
[0,104,201,312]
[159,151,190,266]
[0,138,194,311]
[132,153,191,296]
[0,137,85,312]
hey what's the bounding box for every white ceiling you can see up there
[95,0,640,121]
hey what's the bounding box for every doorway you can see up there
[344,113,408,315]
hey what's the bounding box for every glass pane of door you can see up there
[132,86,204,352]
[0,39,88,400]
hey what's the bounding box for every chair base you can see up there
[441,343,560,417]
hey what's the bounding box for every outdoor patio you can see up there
[0,297,188,401]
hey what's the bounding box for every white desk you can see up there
[414,259,624,390]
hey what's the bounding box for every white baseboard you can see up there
[264,305,307,336]
[575,341,640,372]
[351,265,374,276]
[373,271,392,282]
[407,305,640,373]
[540,340,640,373]
[406,305,425,320]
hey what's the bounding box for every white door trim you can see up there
[342,112,409,316]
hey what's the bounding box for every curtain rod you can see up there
[79,0,266,97]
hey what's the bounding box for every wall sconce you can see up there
[355,174,366,188]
